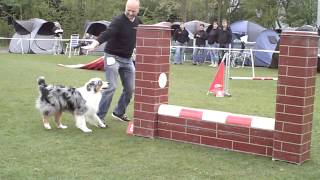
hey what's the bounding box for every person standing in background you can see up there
[173,23,189,64]
[218,19,232,64]
[207,19,220,67]
[192,24,207,65]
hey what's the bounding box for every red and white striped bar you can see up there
[158,104,275,130]
[230,77,278,80]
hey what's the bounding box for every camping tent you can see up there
[83,20,110,54]
[253,30,280,67]
[230,20,266,42]
[184,20,210,36]
[9,18,63,54]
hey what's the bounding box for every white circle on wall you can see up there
[158,73,167,88]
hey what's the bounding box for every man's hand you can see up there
[81,39,100,51]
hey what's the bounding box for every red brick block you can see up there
[305,96,315,107]
[134,94,159,104]
[287,67,310,77]
[274,121,283,131]
[140,120,157,129]
[186,127,216,137]
[272,150,302,164]
[276,85,286,96]
[137,46,162,56]
[289,47,318,58]
[161,47,170,56]
[172,132,201,144]
[158,122,186,132]
[275,112,303,124]
[300,151,311,163]
[250,129,274,138]
[159,95,168,103]
[134,110,158,121]
[134,102,142,111]
[143,38,160,47]
[308,38,319,47]
[233,142,267,156]
[274,131,302,144]
[136,38,144,46]
[250,136,274,147]
[282,142,311,154]
[217,124,250,135]
[143,55,170,64]
[285,87,305,97]
[267,147,273,157]
[136,29,162,39]
[303,114,314,123]
[307,57,318,67]
[283,122,312,134]
[140,103,159,113]
[276,95,305,106]
[134,127,156,137]
[276,104,285,113]
[284,105,304,115]
[141,72,158,81]
[158,115,186,125]
[279,56,308,67]
[273,140,282,150]
[278,76,307,87]
[186,119,217,130]
[135,80,158,89]
[279,46,288,56]
[201,136,233,149]
[306,78,316,87]
[135,55,143,63]
[302,132,312,143]
[135,63,161,73]
[217,131,249,143]
[158,129,172,139]
[158,88,169,96]
[133,119,141,127]
[280,37,309,47]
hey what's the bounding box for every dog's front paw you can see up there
[44,123,52,130]
[80,127,92,133]
[58,124,68,129]
[98,123,106,128]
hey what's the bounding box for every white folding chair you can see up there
[65,34,80,58]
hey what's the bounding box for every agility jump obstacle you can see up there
[133,25,318,165]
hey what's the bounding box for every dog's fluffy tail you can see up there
[37,76,50,102]
[37,76,46,86]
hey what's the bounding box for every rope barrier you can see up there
[0,37,94,42]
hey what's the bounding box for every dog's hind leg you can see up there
[74,115,92,133]
[42,115,52,130]
[54,112,68,129]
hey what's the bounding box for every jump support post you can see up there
[133,26,318,165]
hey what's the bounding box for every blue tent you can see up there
[253,30,280,67]
[230,20,266,42]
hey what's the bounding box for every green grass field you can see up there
[0,54,319,179]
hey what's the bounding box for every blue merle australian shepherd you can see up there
[35,77,108,133]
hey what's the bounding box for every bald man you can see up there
[83,0,141,125]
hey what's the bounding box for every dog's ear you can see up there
[86,82,94,92]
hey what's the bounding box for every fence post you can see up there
[273,31,319,164]
[133,25,171,138]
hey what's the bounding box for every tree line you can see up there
[0,0,317,40]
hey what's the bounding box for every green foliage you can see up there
[284,0,317,26]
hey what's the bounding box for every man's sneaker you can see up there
[112,112,130,122]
